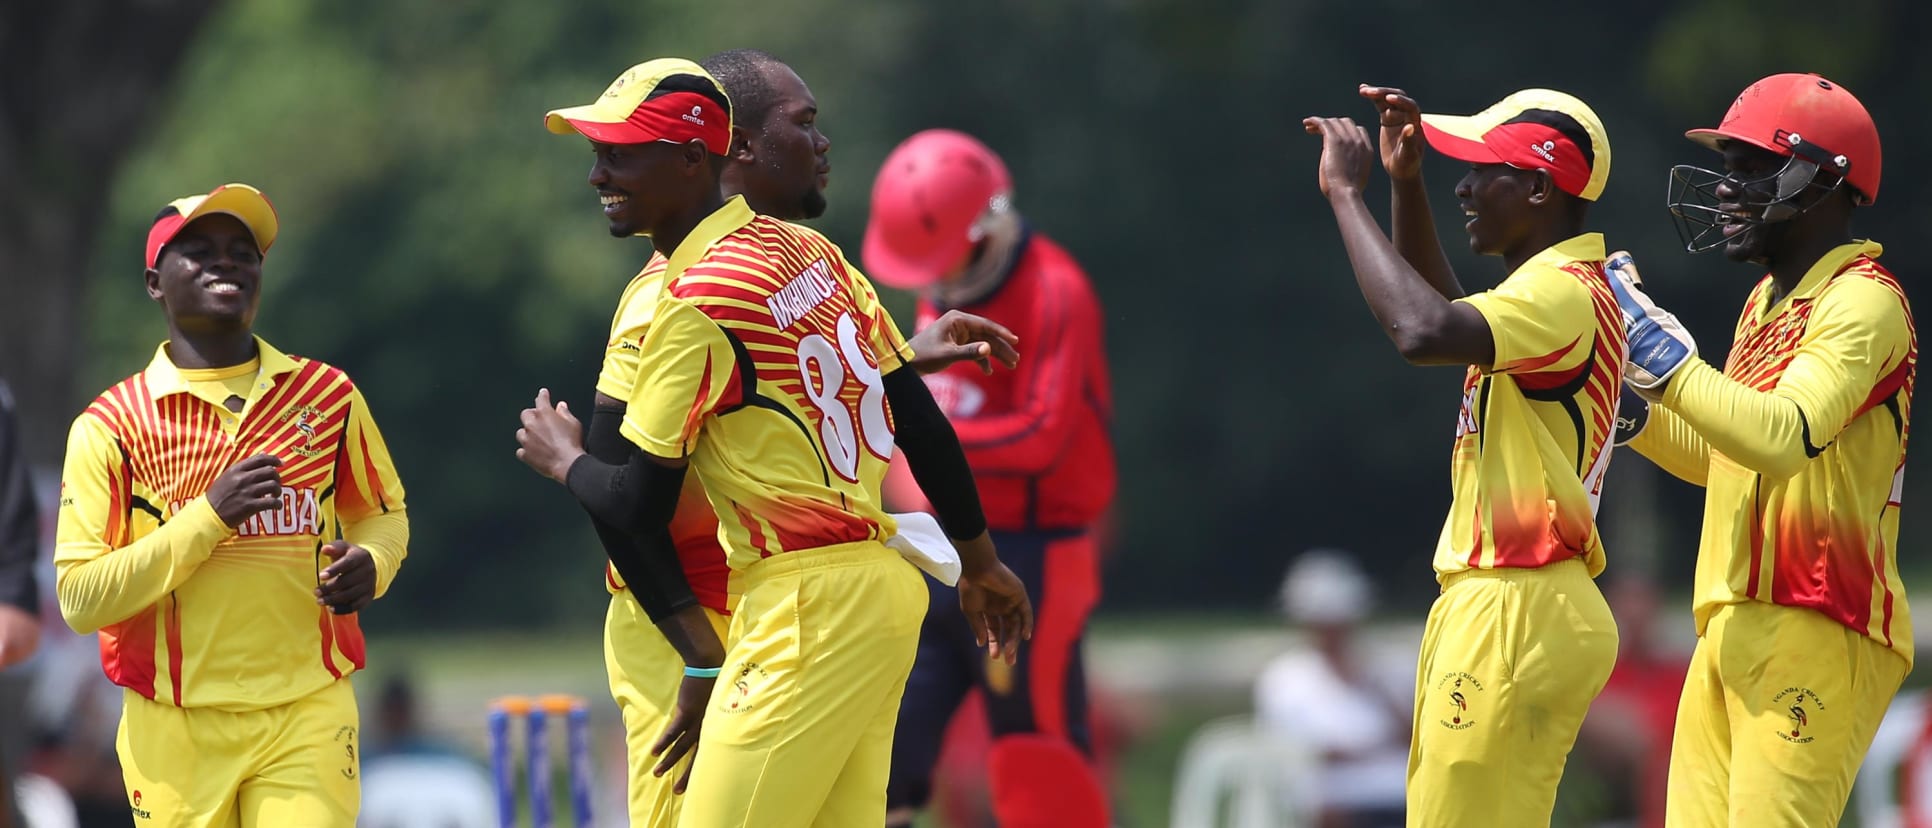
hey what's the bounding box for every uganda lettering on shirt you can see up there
[170,488,321,537]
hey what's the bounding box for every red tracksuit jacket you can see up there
[890,230,1116,532]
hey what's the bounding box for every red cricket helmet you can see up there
[862,129,1012,289]
[1686,72,1881,204]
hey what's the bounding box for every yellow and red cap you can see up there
[1420,89,1611,201]
[145,183,280,269]
[544,58,730,155]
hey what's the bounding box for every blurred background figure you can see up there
[356,676,495,828]
[0,379,45,828]
[1254,549,1412,828]
[1573,576,1690,828]
[870,129,1117,828]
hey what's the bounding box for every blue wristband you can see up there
[684,665,722,678]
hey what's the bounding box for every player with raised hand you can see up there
[54,183,409,826]
[1607,73,1913,827]
[515,58,1031,827]
[863,129,1116,828]
[514,51,1021,827]
[1305,85,1624,826]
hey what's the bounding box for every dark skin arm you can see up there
[1361,85,1463,300]
[1303,115,1494,367]
[515,390,718,792]
[906,310,1020,376]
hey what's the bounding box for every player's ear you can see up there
[144,267,165,302]
[730,126,756,164]
[683,139,710,171]
[1526,170,1555,207]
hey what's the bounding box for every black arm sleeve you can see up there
[0,382,39,614]
[568,403,697,623]
[883,367,988,540]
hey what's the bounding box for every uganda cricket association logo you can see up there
[719,662,771,714]
[280,404,329,458]
[1775,686,1826,744]
[1436,672,1484,730]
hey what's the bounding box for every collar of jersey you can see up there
[144,336,300,399]
[1512,232,1606,278]
[665,195,755,281]
[1775,240,1885,309]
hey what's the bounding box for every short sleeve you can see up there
[596,265,668,400]
[620,298,743,458]
[1455,263,1596,375]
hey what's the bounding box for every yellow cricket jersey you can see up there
[1435,233,1624,580]
[621,196,914,570]
[55,338,408,710]
[1632,241,1915,662]
[596,253,731,612]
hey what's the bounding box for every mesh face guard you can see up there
[1666,134,1852,253]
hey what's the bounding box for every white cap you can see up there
[1279,548,1372,625]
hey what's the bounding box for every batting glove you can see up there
[1607,252,1696,392]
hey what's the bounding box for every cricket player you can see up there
[54,183,409,827]
[1610,73,1913,827]
[522,51,1021,827]
[512,59,1032,827]
[863,129,1116,828]
[1305,85,1623,826]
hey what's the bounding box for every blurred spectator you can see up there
[1574,576,1689,828]
[1,379,42,828]
[356,676,494,828]
[1255,549,1411,828]
[22,627,131,828]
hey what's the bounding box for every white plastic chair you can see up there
[15,773,79,828]
[1169,715,1318,828]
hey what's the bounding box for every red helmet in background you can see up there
[1686,72,1881,203]
[863,129,1012,289]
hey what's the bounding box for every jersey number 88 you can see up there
[795,312,893,482]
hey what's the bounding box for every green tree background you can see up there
[43,0,1932,635]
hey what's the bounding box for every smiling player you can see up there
[55,183,409,827]
[1304,85,1623,826]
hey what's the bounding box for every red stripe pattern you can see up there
[76,349,392,707]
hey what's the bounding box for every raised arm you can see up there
[1363,85,1463,300]
[1305,115,1494,367]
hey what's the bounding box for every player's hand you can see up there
[315,541,378,614]
[1360,85,1424,183]
[651,673,715,794]
[206,453,285,528]
[907,310,1021,376]
[1303,116,1375,201]
[1607,251,1697,396]
[515,388,585,484]
[956,539,1034,665]
[0,604,41,669]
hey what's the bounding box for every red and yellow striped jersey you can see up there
[54,338,408,711]
[621,197,914,570]
[595,253,730,612]
[1436,233,1624,579]
[1633,241,1915,662]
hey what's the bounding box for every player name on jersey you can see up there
[171,486,322,538]
[767,257,843,330]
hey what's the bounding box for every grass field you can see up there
[355,608,1927,828]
